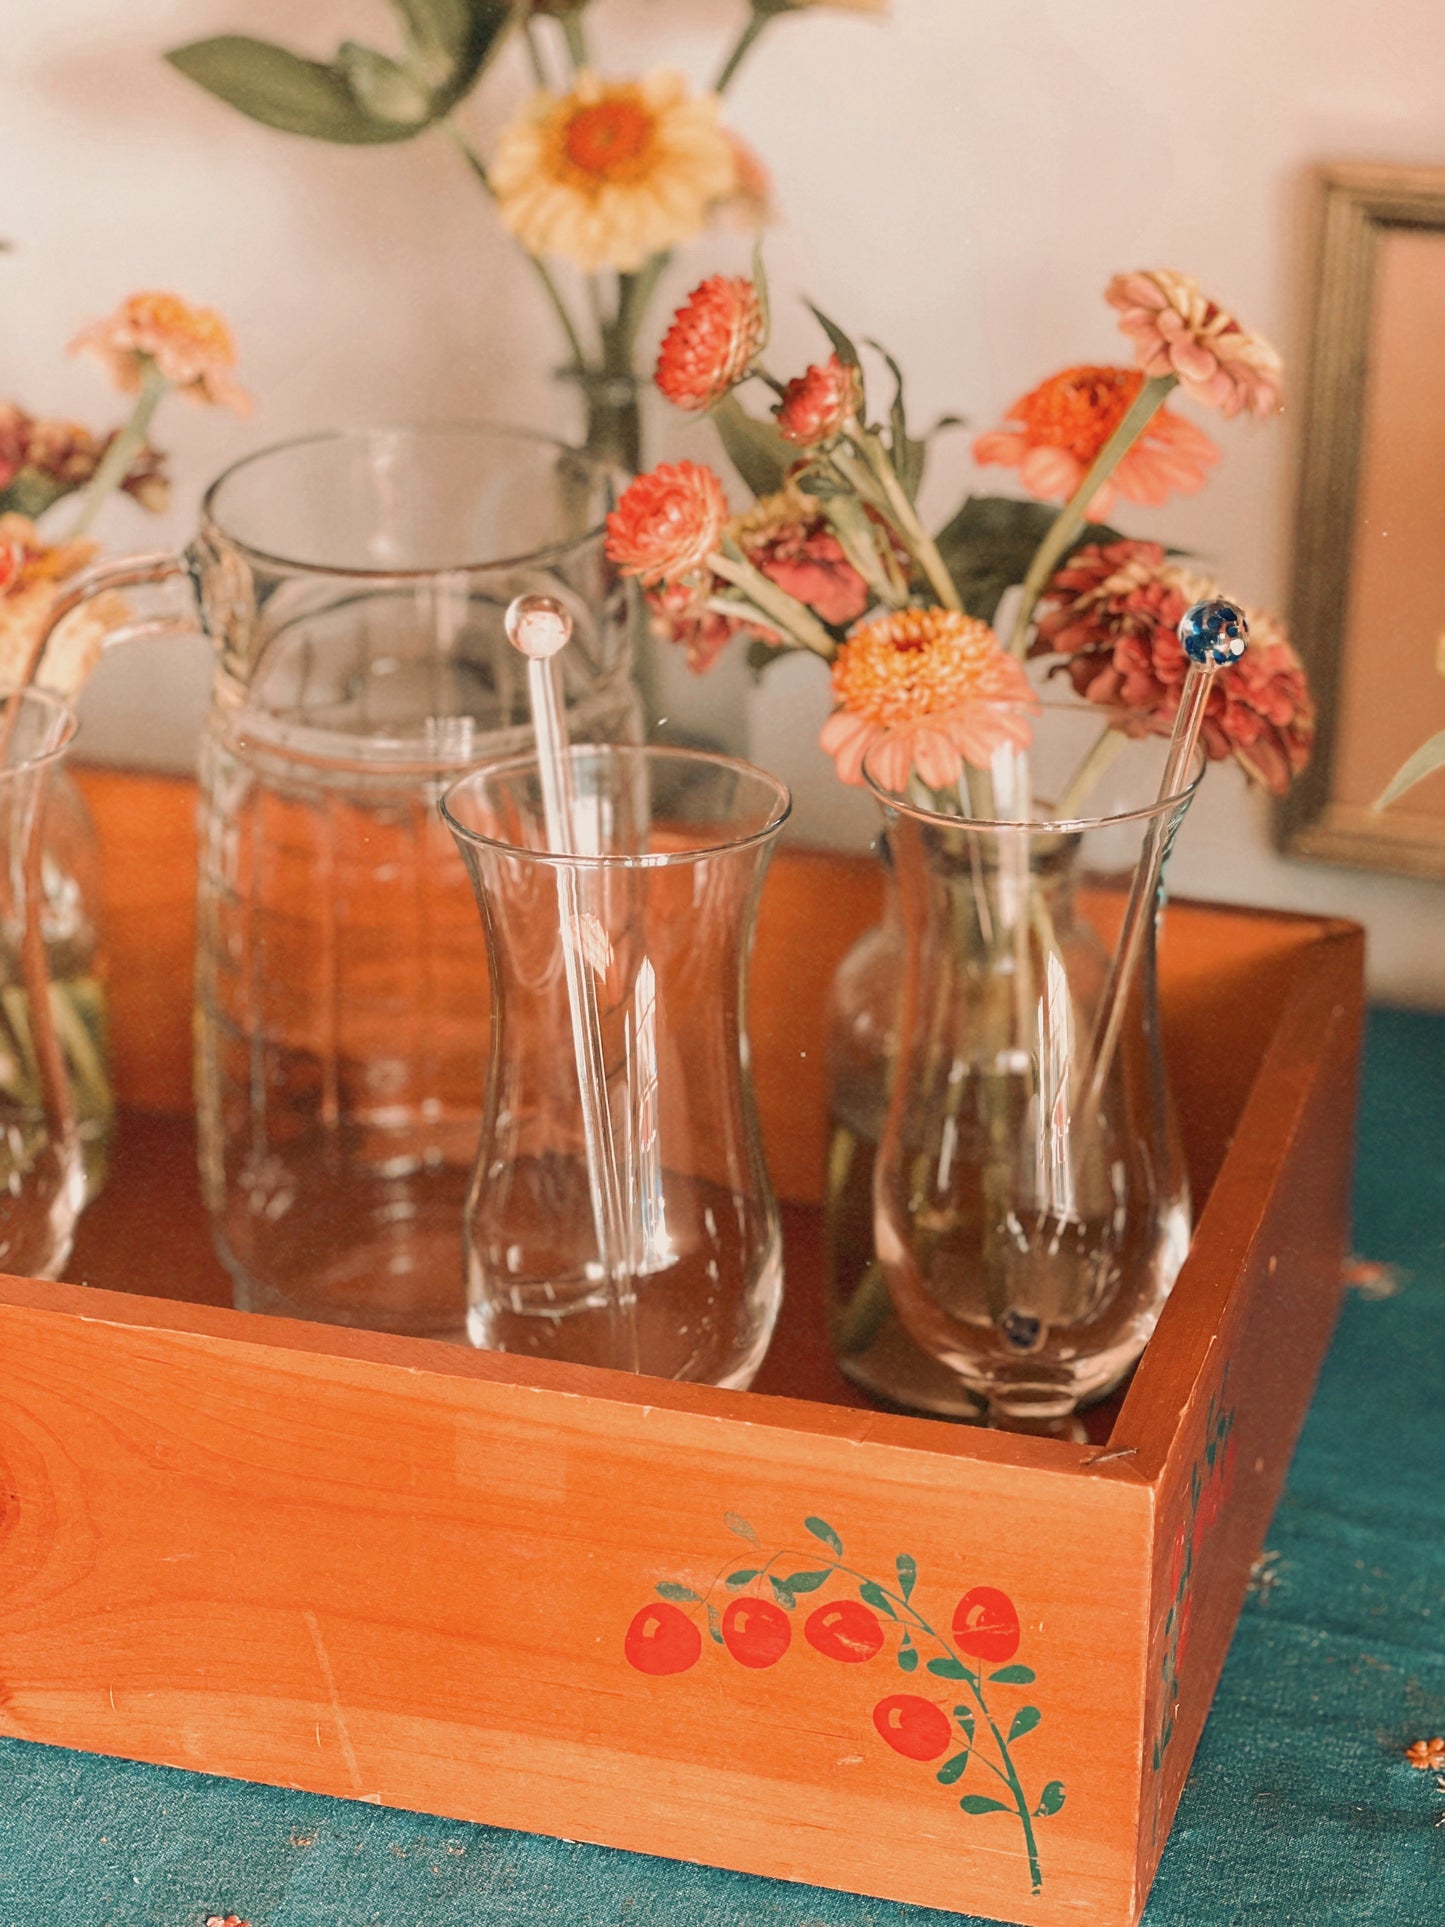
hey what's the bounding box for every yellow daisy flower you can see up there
[490,70,739,274]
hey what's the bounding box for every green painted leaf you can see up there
[1008,1705,1041,1743]
[725,1567,760,1590]
[725,1512,759,1546]
[712,394,792,501]
[935,1751,970,1785]
[959,1795,1008,1816]
[895,1553,917,1602]
[859,1581,897,1620]
[769,1576,797,1611]
[804,1516,844,1558]
[989,1664,1035,1685]
[1377,731,1445,809]
[655,1581,700,1604]
[806,301,862,373]
[781,1570,831,1593]
[706,1604,724,1646]
[897,1643,919,1673]
[931,492,1127,626]
[166,37,412,144]
[953,1705,975,1740]
[1035,1779,1066,1817]
[926,1656,968,1680]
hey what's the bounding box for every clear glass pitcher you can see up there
[443,745,790,1387]
[47,425,642,1334]
[0,687,87,1279]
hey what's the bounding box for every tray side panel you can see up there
[0,1306,1151,1927]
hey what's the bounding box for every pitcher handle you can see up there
[28,550,195,692]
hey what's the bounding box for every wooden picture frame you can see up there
[1279,162,1445,877]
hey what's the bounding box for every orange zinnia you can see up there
[973,365,1218,520]
[71,291,249,412]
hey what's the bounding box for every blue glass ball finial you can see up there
[1178,597,1248,668]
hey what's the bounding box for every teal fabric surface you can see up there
[0,1008,1440,1927]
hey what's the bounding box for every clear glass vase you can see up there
[862,714,1200,1433]
[0,688,87,1279]
[443,744,790,1387]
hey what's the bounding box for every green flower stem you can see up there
[710,549,837,658]
[560,7,588,70]
[714,10,770,93]
[70,360,169,539]
[1006,373,1178,659]
[1052,724,1127,821]
[822,494,907,609]
[447,123,591,372]
[521,16,551,87]
[836,437,961,613]
[611,254,668,369]
[704,594,779,635]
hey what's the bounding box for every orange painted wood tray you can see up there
[0,769,1365,1927]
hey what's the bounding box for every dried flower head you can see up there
[1035,539,1314,793]
[973,365,1219,519]
[655,275,765,413]
[0,513,127,694]
[822,605,1037,790]
[491,71,738,273]
[732,484,870,628]
[775,354,862,448]
[605,460,729,586]
[71,291,249,412]
[1107,271,1283,420]
[1405,1739,1445,1772]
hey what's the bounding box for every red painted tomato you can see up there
[805,1600,885,1663]
[951,1585,1020,1664]
[872,1694,953,1761]
[624,1602,702,1676]
[722,1597,791,1669]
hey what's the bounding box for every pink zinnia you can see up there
[973,365,1220,520]
[1106,271,1283,420]
[655,275,765,413]
[605,461,729,587]
[1035,540,1314,794]
[775,353,861,448]
[71,290,250,412]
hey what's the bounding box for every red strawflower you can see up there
[775,353,861,447]
[734,484,869,627]
[655,275,764,413]
[604,460,729,586]
[1034,539,1315,794]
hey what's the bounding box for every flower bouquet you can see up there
[603,264,1316,1426]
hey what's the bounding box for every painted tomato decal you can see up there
[873,1694,953,1761]
[952,1585,1020,1664]
[805,1599,885,1663]
[624,1602,702,1676]
[721,1597,791,1669]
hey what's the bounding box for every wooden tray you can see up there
[0,769,1365,1927]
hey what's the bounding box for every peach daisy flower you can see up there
[1107,271,1283,420]
[605,460,729,586]
[973,365,1219,520]
[490,71,738,274]
[822,606,1037,790]
[70,292,249,412]
[655,276,765,413]
[775,354,862,448]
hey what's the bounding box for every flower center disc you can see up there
[1014,365,1142,463]
[564,98,656,182]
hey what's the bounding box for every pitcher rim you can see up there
[442,744,792,870]
[199,422,621,580]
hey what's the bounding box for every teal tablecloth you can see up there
[1,1008,1440,1927]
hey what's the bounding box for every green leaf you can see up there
[932,492,1127,627]
[804,1516,843,1558]
[867,339,926,504]
[724,1567,760,1590]
[655,1581,700,1604]
[959,1795,1009,1816]
[711,395,793,501]
[897,1643,919,1673]
[935,1751,970,1785]
[1375,730,1445,810]
[859,1581,897,1620]
[0,470,75,520]
[927,1656,968,1680]
[806,300,862,373]
[953,1705,975,1741]
[781,1570,831,1593]
[1008,1705,1041,1743]
[745,637,789,682]
[895,1553,917,1602]
[706,1604,724,1646]
[769,1576,797,1611]
[337,42,433,125]
[724,1512,759,1546]
[791,465,850,500]
[166,37,413,144]
[1035,1780,1066,1817]
[989,1664,1035,1685]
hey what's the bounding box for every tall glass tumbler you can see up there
[443,746,790,1387]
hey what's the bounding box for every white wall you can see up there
[6,0,1445,1001]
